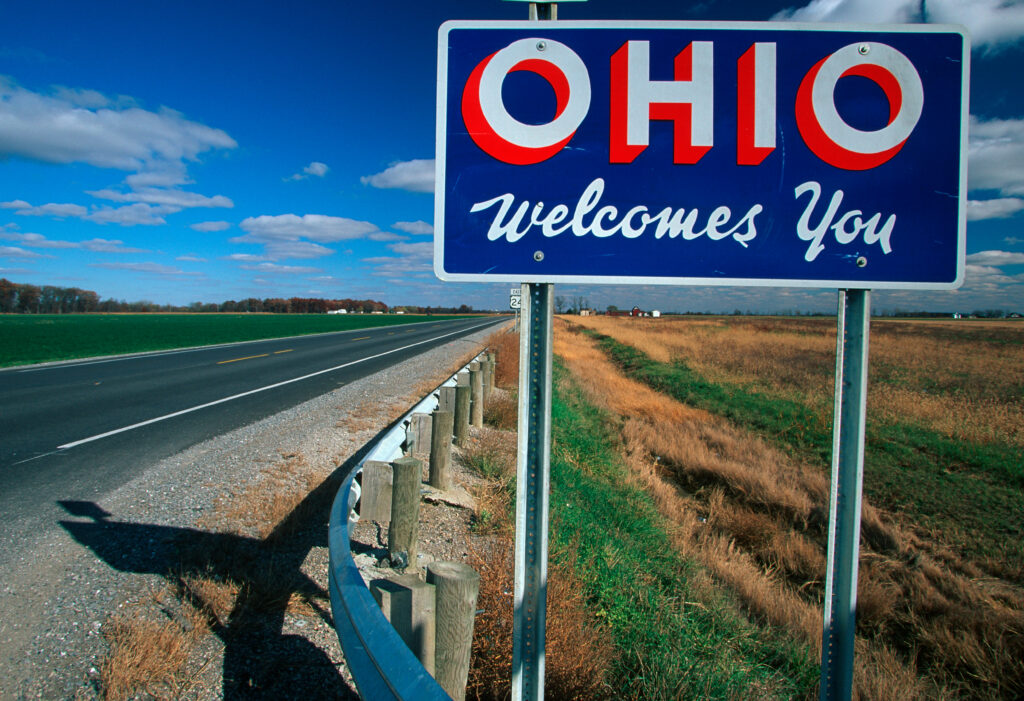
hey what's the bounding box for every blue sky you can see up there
[1,0,1023,314]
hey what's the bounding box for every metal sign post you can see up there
[510,9,555,701]
[821,289,870,700]
[512,282,553,700]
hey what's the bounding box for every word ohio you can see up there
[462,37,921,171]
[435,22,968,289]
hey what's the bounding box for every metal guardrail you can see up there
[327,355,485,700]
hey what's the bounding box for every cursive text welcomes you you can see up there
[468,177,896,263]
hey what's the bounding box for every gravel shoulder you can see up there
[0,325,501,699]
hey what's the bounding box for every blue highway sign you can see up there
[434,21,969,289]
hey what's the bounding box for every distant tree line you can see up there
[0,279,393,315]
[391,304,476,315]
[0,279,102,314]
[187,297,388,314]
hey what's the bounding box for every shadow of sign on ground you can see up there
[58,470,359,699]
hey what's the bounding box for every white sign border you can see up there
[434,20,970,290]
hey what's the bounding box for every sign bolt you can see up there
[533,250,545,262]
[536,40,547,51]
[856,256,868,268]
[858,44,870,55]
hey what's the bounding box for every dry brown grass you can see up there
[485,327,520,389]
[100,600,209,700]
[459,331,617,701]
[483,391,517,431]
[468,537,615,701]
[567,315,1024,447]
[553,318,1024,699]
[99,451,335,696]
[461,430,517,537]
[178,571,240,627]
[201,453,320,541]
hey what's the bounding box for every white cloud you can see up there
[967,197,1024,220]
[361,159,435,193]
[965,249,1024,265]
[965,263,1005,276]
[1005,236,1023,245]
[773,0,916,24]
[0,78,236,172]
[91,261,197,275]
[87,187,233,209]
[0,245,46,258]
[86,203,176,226]
[362,240,433,278]
[51,86,116,109]
[772,0,1024,48]
[968,116,1024,196]
[0,232,74,248]
[2,200,88,218]
[191,220,231,232]
[238,214,379,243]
[263,240,335,259]
[176,255,206,262]
[285,161,329,181]
[0,231,146,252]
[926,0,1024,49]
[367,231,408,242]
[394,220,433,235]
[124,168,189,189]
[239,262,322,274]
[388,241,432,257]
[225,253,272,262]
[80,238,148,253]
[1,197,178,226]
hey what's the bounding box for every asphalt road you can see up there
[0,316,503,566]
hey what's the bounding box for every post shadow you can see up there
[59,471,358,698]
[59,394,428,698]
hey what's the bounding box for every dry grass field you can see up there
[570,315,1023,447]
[555,314,1024,698]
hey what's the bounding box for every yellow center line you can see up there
[351,336,371,341]
[218,353,269,365]
[274,349,293,355]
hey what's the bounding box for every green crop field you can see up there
[0,313,462,368]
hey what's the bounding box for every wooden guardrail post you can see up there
[439,385,456,414]
[409,412,432,458]
[469,361,484,428]
[454,381,470,447]
[429,410,454,491]
[370,574,437,675]
[388,456,422,569]
[481,357,492,402]
[487,352,497,391]
[427,562,480,701]
[359,460,392,522]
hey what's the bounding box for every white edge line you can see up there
[56,319,499,451]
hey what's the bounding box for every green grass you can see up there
[0,313,461,368]
[585,329,1024,580]
[547,363,818,699]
